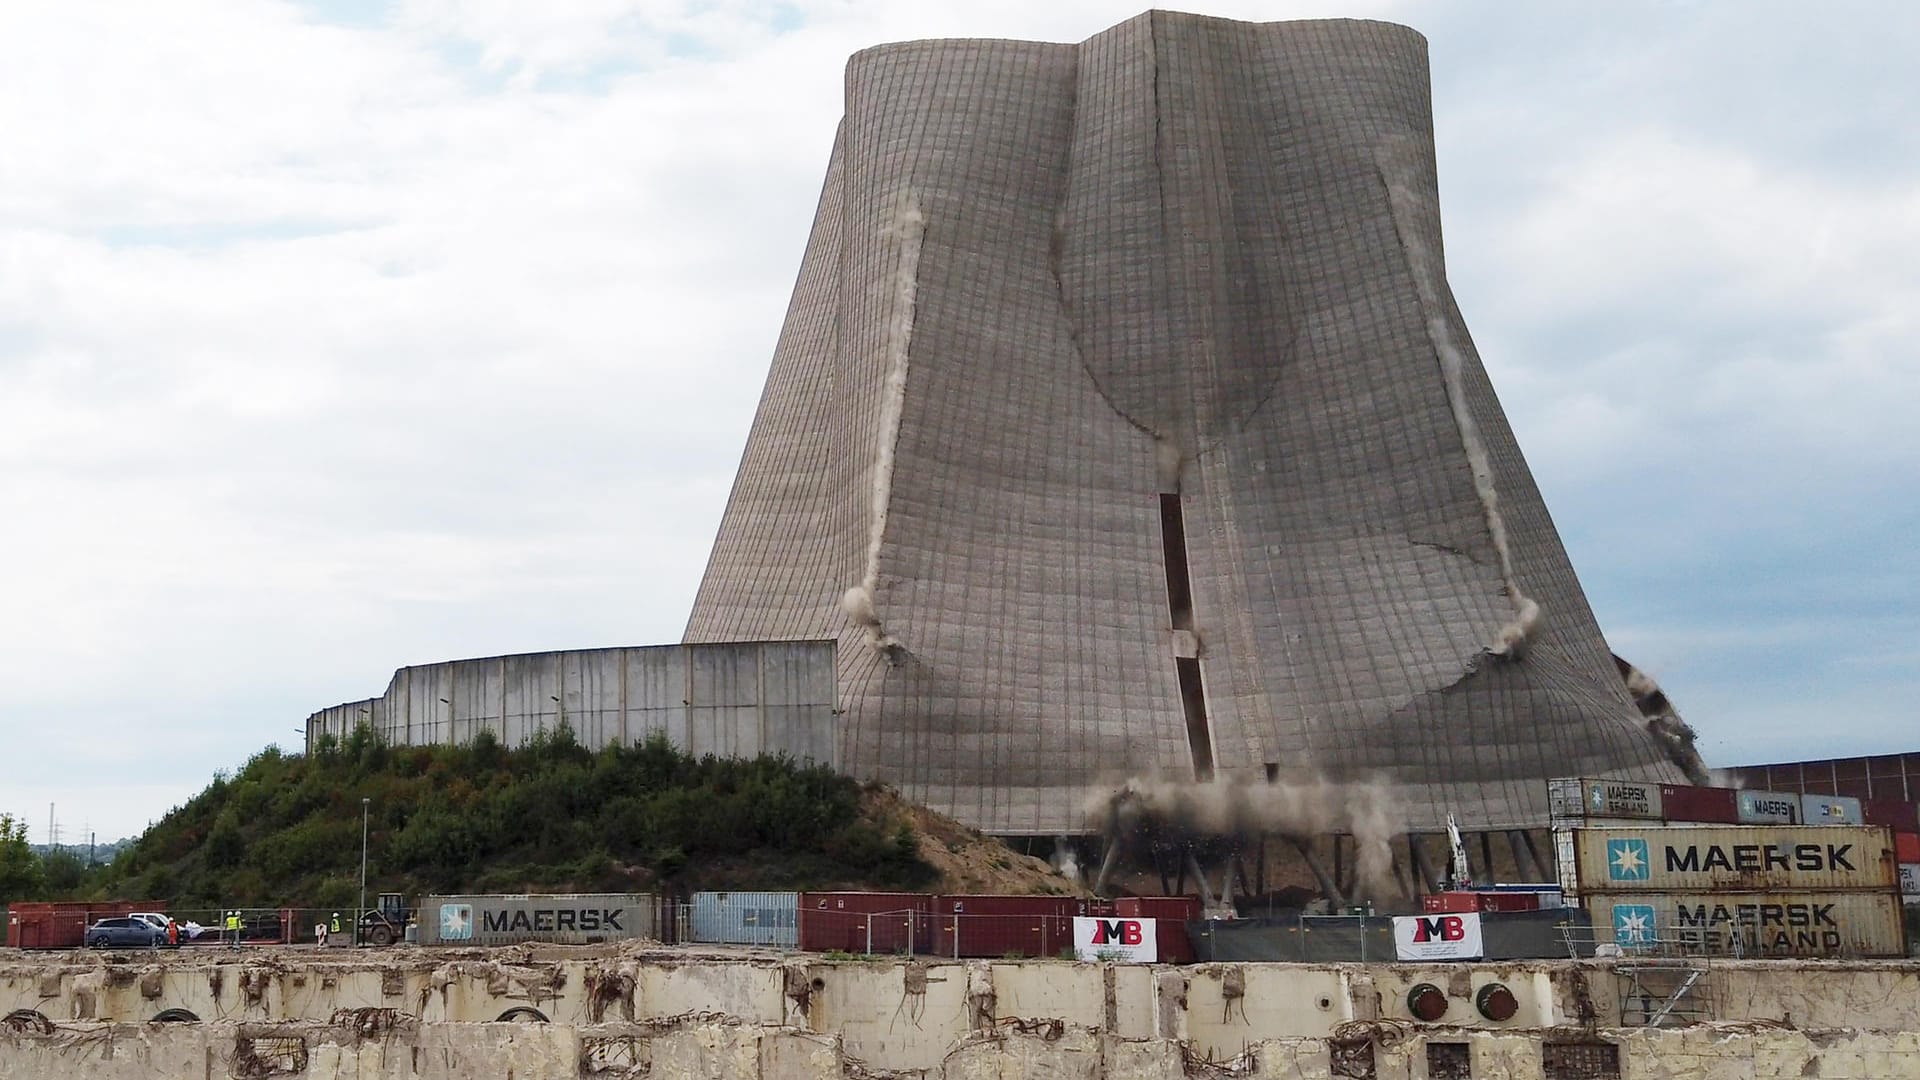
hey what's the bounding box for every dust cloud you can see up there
[1090,773,1403,903]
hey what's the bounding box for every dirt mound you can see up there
[863,788,1088,897]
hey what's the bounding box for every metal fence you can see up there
[1189,909,1589,963]
[668,905,1086,958]
[69,907,403,949]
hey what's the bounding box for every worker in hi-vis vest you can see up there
[330,912,342,944]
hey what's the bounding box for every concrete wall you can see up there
[2,1018,1917,1079]
[305,640,838,767]
[6,951,1920,1075]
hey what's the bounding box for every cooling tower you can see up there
[686,11,1689,835]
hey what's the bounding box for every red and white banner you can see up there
[1392,912,1484,960]
[1072,916,1157,962]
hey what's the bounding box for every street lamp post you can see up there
[358,797,370,947]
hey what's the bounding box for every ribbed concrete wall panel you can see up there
[305,642,837,770]
[686,13,1684,834]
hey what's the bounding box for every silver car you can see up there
[84,916,167,949]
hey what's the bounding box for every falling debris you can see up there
[1615,655,1711,784]
[1381,153,1543,659]
[842,193,924,660]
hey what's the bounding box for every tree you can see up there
[0,814,44,906]
[41,848,88,894]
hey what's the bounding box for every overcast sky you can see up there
[3,1,1915,844]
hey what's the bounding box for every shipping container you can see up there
[1476,892,1551,913]
[1556,816,1664,830]
[1659,784,1739,825]
[1735,789,1801,825]
[934,895,1084,959]
[1154,919,1197,964]
[1583,891,1906,959]
[6,901,163,950]
[689,891,798,947]
[1898,833,1920,864]
[1802,794,1863,826]
[798,892,934,955]
[416,893,656,946]
[1548,777,1664,821]
[1114,896,1202,921]
[1422,889,1562,914]
[1554,831,1580,897]
[1861,798,1920,831]
[1561,825,1897,894]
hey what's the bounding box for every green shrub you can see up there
[90,721,933,906]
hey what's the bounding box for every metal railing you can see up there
[1558,916,1782,961]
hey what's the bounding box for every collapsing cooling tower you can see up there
[686,12,1689,835]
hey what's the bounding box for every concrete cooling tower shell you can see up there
[685,12,1687,835]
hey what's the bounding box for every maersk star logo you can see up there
[1613,904,1656,947]
[1607,838,1652,881]
[441,904,473,941]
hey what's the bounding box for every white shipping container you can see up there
[1802,794,1863,826]
[1567,825,1896,893]
[1548,777,1664,821]
[1584,891,1906,958]
[1736,790,1801,825]
[1555,831,1579,897]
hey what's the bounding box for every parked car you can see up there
[84,916,168,949]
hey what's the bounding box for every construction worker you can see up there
[225,910,241,948]
[330,912,342,946]
[167,917,179,948]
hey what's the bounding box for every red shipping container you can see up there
[1897,833,1920,864]
[798,893,934,955]
[1115,896,1202,921]
[1154,918,1196,964]
[1659,784,1740,825]
[1474,892,1543,913]
[1421,892,1480,914]
[7,901,162,950]
[1861,799,1920,831]
[935,895,1083,959]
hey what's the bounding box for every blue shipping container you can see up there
[691,892,799,947]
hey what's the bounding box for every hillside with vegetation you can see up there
[83,726,944,909]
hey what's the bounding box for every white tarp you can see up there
[1072,916,1158,962]
[1392,912,1484,960]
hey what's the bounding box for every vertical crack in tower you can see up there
[1160,492,1214,781]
